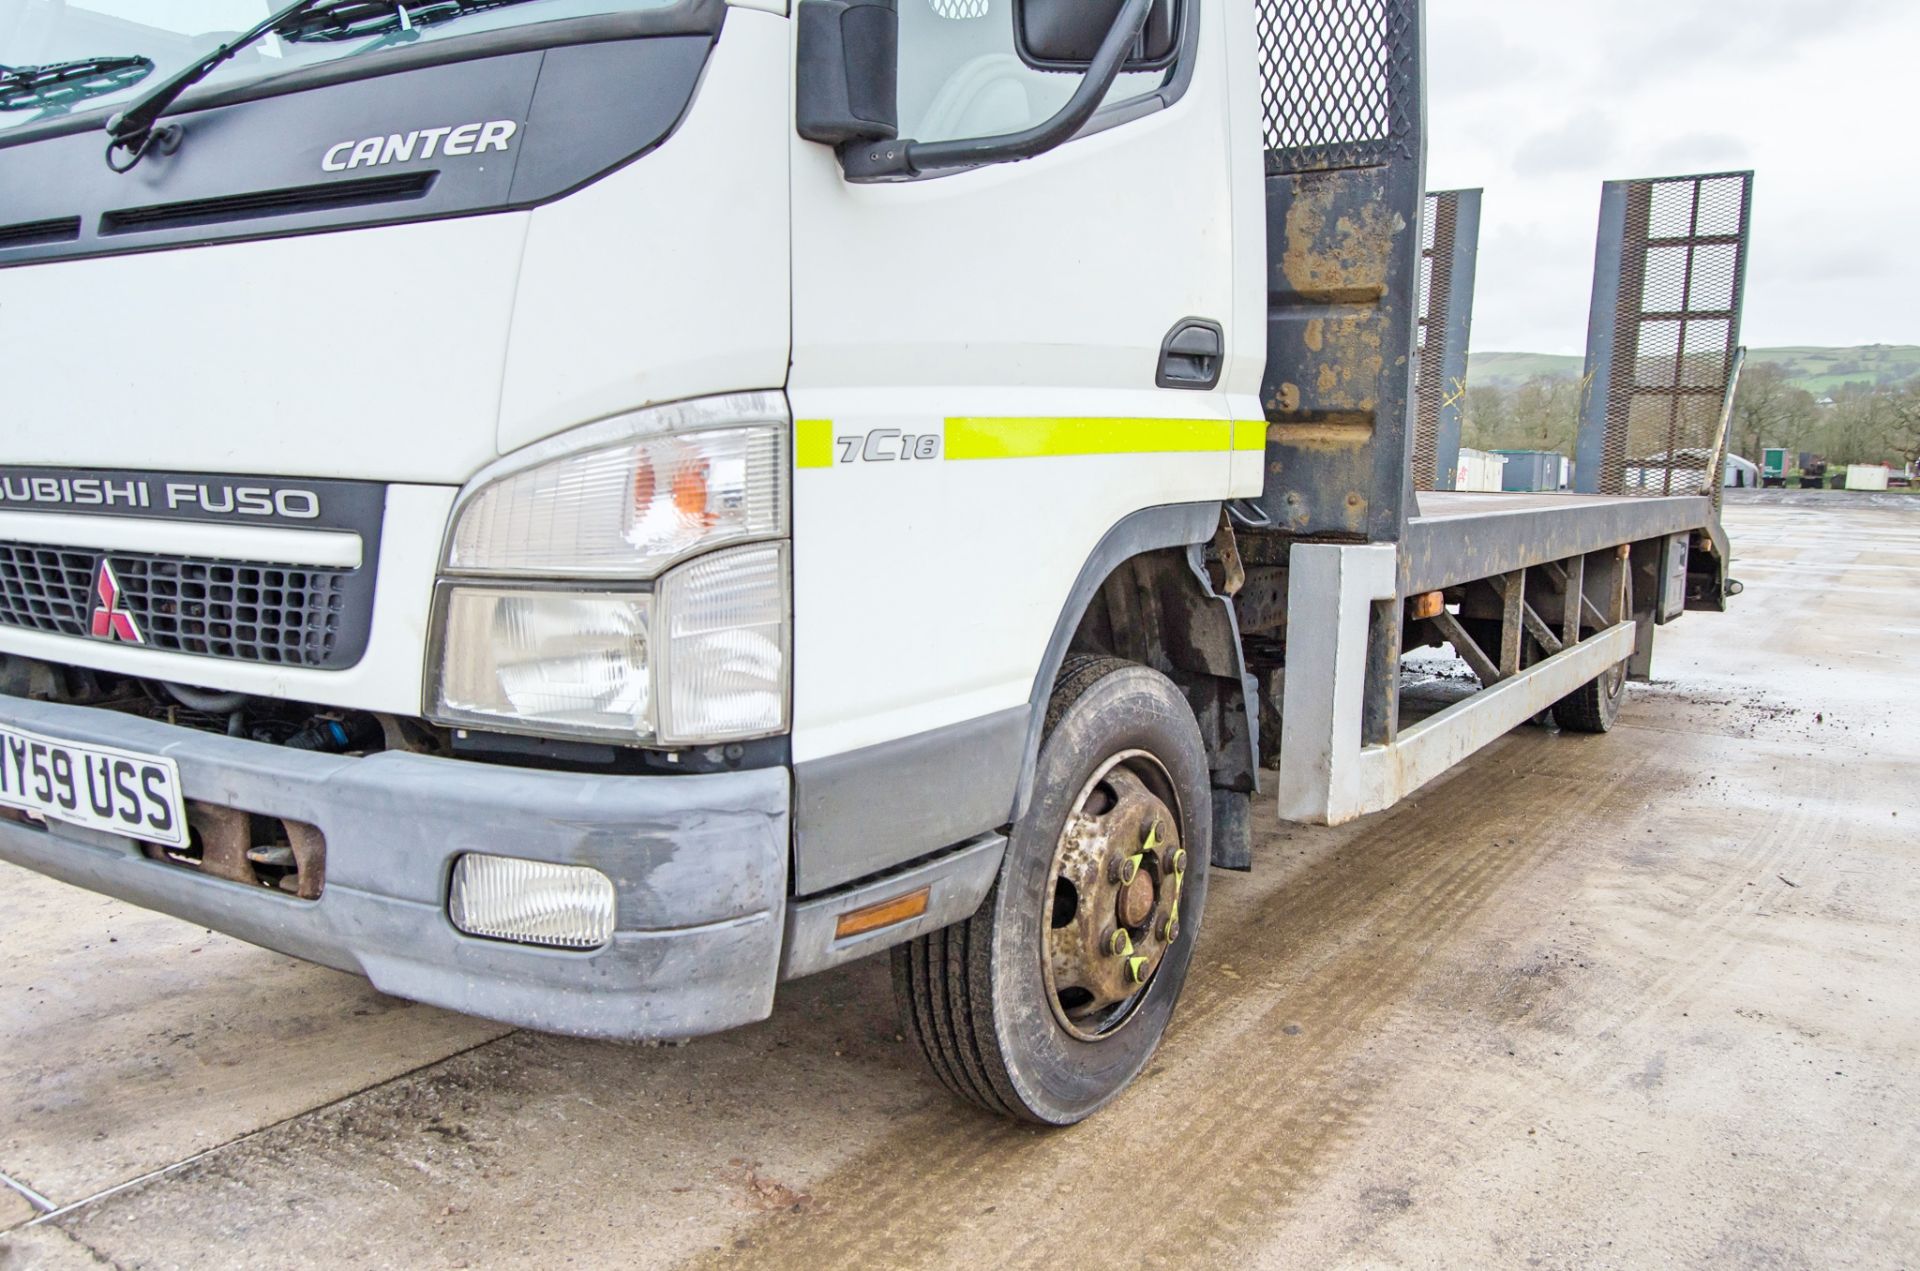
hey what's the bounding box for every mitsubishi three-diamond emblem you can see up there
[89,560,143,644]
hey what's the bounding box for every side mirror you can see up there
[796,0,898,146]
[823,0,1155,181]
[1015,0,1178,71]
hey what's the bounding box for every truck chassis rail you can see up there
[1276,490,1704,825]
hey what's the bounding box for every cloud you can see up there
[1465,219,1603,355]
[1647,132,1752,172]
[1431,0,1920,351]
[1580,0,1895,89]
[1512,110,1618,178]
[1427,16,1541,98]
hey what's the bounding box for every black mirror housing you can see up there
[1015,0,1178,72]
[797,0,899,145]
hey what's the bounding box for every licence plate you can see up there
[0,723,189,848]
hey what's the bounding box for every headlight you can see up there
[434,587,655,739]
[429,544,790,744]
[429,394,792,747]
[444,393,787,579]
[656,543,789,744]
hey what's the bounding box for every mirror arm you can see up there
[839,0,1154,182]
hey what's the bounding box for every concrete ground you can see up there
[2,491,1916,1269]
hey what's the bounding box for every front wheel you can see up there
[892,656,1212,1124]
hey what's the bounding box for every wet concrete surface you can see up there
[2,492,1917,1268]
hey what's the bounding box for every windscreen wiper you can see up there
[278,0,544,45]
[104,0,547,170]
[104,0,340,171]
[1,56,154,119]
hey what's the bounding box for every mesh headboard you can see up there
[1257,0,1420,173]
[1255,0,1426,544]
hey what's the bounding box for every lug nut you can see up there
[1108,929,1134,958]
[1171,848,1189,875]
[1161,914,1180,943]
[1127,955,1149,985]
[1117,853,1143,886]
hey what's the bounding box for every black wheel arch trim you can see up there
[1010,500,1256,823]
[789,501,1255,901]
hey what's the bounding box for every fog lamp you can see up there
[449,853,616,949]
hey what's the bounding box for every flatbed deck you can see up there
[1403,491,1710,592]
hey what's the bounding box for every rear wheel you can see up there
[1553,657,1627,733]
[892,655,1211,1124]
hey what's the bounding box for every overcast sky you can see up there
[1428,0,1916,355]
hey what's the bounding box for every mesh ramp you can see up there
[1575,171,1754,505]
[1412,188,1481,492]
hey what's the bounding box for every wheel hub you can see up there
[1044,755,1188,1040]
[1118,869,1156,928]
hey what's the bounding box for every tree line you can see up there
[1459,366,1920,472]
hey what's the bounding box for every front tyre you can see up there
[892,656,1212,1124]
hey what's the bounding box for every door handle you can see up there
[1156,318,1224,389]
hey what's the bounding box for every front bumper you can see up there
[0,693,788,1040]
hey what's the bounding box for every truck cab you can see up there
[0,0,1745,1123]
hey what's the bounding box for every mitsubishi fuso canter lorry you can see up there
[0,0,1749,1122]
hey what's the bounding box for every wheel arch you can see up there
[1011,503,1259,843]
[790,502,1258,901]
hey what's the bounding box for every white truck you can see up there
[0,0,1749,1123]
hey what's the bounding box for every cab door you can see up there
[786,0,1263,891]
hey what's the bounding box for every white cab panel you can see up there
[496,11,792,455]
[788,0,1247,763]
[1,217,529,483]
[1222,0,1274,500]
[0,485,453,714]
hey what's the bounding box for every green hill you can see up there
[1468,352,1583,386]
[1469,346,1920,396]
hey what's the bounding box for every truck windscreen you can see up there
[0,0,684,133]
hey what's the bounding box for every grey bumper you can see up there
[0,694,788,1040]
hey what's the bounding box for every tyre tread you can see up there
[891,652,1195,1123]
[1553,662,1625,733]
[892,944,966,1101]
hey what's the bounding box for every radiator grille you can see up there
[0,543,356,669]
[0,544,96,635]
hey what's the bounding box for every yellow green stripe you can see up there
[1233,418,1269,451]
[944,417,1239,461]
[795,418,834,469]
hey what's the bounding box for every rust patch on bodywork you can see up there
[1267,177,1401,421]
[1257,164,1416,539]
[1278,176,1398,306]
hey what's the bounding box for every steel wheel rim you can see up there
[1040,749,1190,1042]
[1604,660,1628,700]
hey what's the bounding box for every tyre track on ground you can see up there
[689,739,1650,1270]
